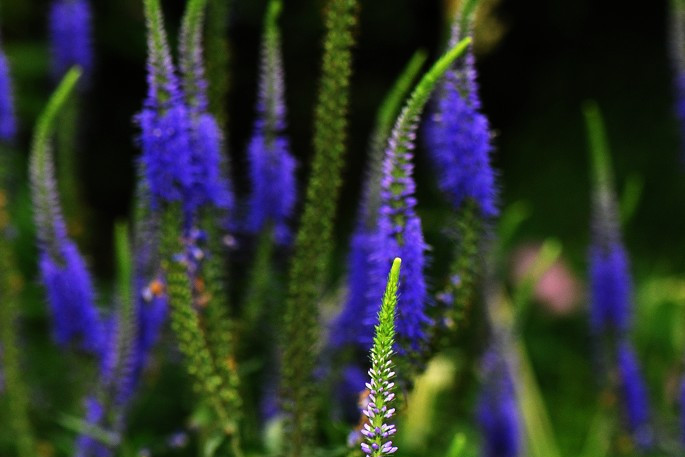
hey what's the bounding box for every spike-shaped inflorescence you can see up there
[424,24,497,218]
[330,51,426,349]
[74,224,140,457]
[424,12,498,333]
[246,0,296,244]
[49,0,93,81]
[360,258,401,457]
[0,46,16,142]
[366,38,472,353]
[477,346,521,457]
[585,102,632,336]
[583,102,652,447]
[139,0,231,221]
[179,0,234,219]
[280,0,359,454]
[29,68,104,354]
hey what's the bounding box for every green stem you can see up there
[160,206,231,430]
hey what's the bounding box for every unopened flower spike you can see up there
[367,38,472,353]
[330,51,426,348]
[0,44,17,142]
[477,345,521,457]
[360,258,401,457]
[49,0,93,82]
[29,68,104,354]
[246,0,296,244]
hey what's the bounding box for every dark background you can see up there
[2,0,681,277]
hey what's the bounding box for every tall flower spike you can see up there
[330,51,426,348]
[360,258,401,457]
[280,0,359,454]
[29,68,104,354]
[617,342,652,448]
[477,346,521,457]
[138,0,196,217]
[0,46,17,142]
[49,0,93,82]
[424,21,497,218]
[178,0,235,217]
[246,0,296,244]
[584,102,632,335]
[367,38,472,353]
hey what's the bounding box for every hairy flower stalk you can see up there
[246,0,296,244]
[477,346,521,457]
[360,258,401,457]
[330,51,426,348]
[424,12,497,332]
[29,68,104,354]
[49,0,93,81]
[366,38,472,354]
[280,0,358,454]
[583,102,652,447]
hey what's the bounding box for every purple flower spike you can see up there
[617,342,652,448]
[39,241,104,354]
[245,4,296,243]
[424,26,497,217]
[0,48,17,142]
[477,347,521,457]
[49,0,93,82]
[589,240,632,334]
[139,0,234,222]
[366,110,430,352]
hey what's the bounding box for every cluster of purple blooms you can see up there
[424,25,497,219]
[138,1,232,225]
[49,0,93,81]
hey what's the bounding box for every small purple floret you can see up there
[49,0,93,82]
